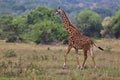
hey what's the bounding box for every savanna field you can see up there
[0,39,120,80]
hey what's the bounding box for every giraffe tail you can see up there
[98,46,104,51]
[93,42,104,51]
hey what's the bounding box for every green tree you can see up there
[0,15,14,39]
[112,10,120,38]
[101,17,113,38]
[12,15,28,41]
[12,6,67,44]
[27,7,67,44]
[27,7,53,24]
[30,20,67,44]
[76,10,102,37]
[0,7,68,44]
[31,20,55,44]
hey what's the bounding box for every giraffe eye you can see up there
[55,11,59,14]
[54,10,60,14]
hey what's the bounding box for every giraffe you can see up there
[52,7,103,69]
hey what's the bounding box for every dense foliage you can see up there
[0,7,68,44]
[76,10,102,37]
[0,6,120,44]
[112,10,120,38]
[0,15,14,39]
[101,17,113,38]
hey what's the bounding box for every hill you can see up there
[0,0,120,18]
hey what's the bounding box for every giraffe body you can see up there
[52,7,103,69]
[73,35,93,49]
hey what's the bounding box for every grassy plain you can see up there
[0,39,120,80]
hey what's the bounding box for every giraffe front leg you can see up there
[81,50,88,69]
[63,46,72,69]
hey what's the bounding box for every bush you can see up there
[4,49,17,58]
[6,36,17,42]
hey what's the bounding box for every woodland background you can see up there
[0,0,120,44]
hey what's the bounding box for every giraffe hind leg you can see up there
[90,46,96,68]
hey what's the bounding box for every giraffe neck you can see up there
[60,10,80,35]
[60,11,71,28]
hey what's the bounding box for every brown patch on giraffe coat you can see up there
[69,35,92,50]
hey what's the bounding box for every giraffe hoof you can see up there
[80,67,83,70]
[77,65,80,69]
[62,65,67,69]
[80,66,84,70]
[94,66,97,69]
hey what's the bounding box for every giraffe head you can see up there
[52,7,63,16]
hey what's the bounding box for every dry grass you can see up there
[0,39,120,80]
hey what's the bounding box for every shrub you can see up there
[4,49,17,58]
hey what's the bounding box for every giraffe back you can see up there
[69,34,93,50]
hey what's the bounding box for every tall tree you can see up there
[112,10,120,38]
[0,15,14,39]
[101,17,113,38]
[76,10,102,37]
[11,7,67,44]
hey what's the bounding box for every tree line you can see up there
[0,7,120,44]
